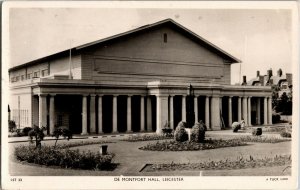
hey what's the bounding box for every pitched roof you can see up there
[9,18,241,72]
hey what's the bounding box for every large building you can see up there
[8,19,272,135]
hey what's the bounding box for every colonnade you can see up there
[37,93,273,135]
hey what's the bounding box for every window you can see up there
[41,69,48,77]
[16,76,20,82]
[11,77,15,82]
[33,71,39,78]
[163,33,167,43]
[27,73,32,79]
[21,75,24,81]
[57,115,63,126]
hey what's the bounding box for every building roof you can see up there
[9,18,241,72]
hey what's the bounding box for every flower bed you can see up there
[142,154,291,172]
[139,139,247,151]
[15,145,115,170]
[122,134,173,142]
[236,136,291,143]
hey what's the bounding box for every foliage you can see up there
[161,121,173,137]
[174,121,188,142]
[274,92,292,115]
[53,126,73,147]
[28,125,46,149]
[9,120,16,133]
[251,128,262,136]
[232,122,241,132]
[122,134,172,142]
[143,154,291,172]
[272,114,281,124]
[280,132,291,138]
[22,127,33,136]
[14,145,115,170]
[236,135,291,143]
[139,139,247,151]
[190,122,206,143]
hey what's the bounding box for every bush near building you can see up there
[174,121,188,142]
[191,122,206,143]
[15,145,115,170]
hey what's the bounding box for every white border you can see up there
[2,1,299,189]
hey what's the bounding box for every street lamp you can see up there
[186,84,195,128]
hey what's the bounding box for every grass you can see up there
[142,154,291,172]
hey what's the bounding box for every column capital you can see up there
[182,95,187,97]
[127,94,133,97]
[169,95,175,97]
[194,95,199,98]
[248,96,252,98]
[113,94,119,97]
[97,94,104,97]
[38,94,47,97]
[140,95,146,97]
[49,94,56,97]
[82,94,89,97]
[90,94,96,97]
[228,96,233,98]
[211,95,220,98]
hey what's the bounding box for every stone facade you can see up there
[8,19,272,134]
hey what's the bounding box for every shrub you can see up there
[9,120,16,133]
[28,125,46,149]
[22,127,33,136]
[174,121,188,142]
[232,122,241,132]
[272,114,281,124]
[280,131,291,138]
[252,128,262,136]
[53,126,73,147]
[14,145,115,170]
[191,122,206,143]
[237,136,291,143]
[122,134,172,142]
[161,121,173,137]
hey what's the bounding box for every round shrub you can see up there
[272,114,281,124]
[22,127,33,136]
[232,122,241,133]
[8,120,16,133]
[174,121,188,142]
[280,131,291,138]
[191,122,206,143]
[252,128,262,136]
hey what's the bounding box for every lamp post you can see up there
[186,84,195,128]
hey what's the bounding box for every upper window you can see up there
[21,75,24,81]
[33,71,39,78]
[163,33,168,43]
[41,69,48,77]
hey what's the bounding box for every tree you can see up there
[52,126,72,148]
[275,92,292,115]
[28,125,46,149]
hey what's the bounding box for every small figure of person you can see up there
[240,118,245,130]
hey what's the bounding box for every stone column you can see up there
[90,94,96,133]
[81,95,88,135]
[127,95,132,132]
[248,96,252,126]
[98,95,103,134]
[211,95,220,130]
[39,94,47,130]
[146,96,152,131]
[169,95,174,129]
[263,97,268,125]
[228,96,232,127]
[140,95,145,132]
[194,96,198,123]
[112,95,118,133]
[238,97,242,122]
[268,96,273,125]
[182,95,186,122]
[156,95,168,134]
[242,96,248,125]
[205,96,210,129]
[256,97,261,125]
[49,94,55,135]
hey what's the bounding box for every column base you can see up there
[81,132,89,135]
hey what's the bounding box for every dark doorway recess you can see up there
[102,95,113,133]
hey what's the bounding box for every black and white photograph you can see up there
[1,1,299,189]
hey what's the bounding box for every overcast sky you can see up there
[9,7,292,84]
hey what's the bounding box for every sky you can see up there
[8,6,293,84]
